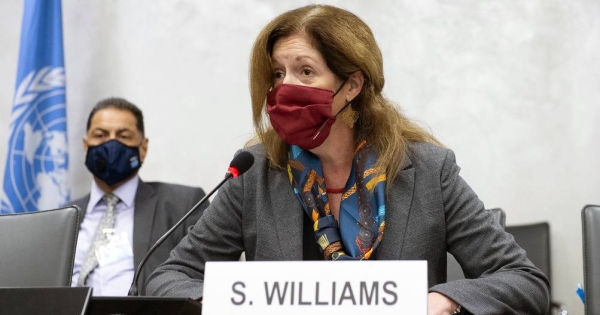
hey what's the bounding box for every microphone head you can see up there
[228,151,255,178]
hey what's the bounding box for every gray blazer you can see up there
[146,143,550,314]
[72,179,207,295]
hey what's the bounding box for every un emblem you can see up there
[1,67,70,213]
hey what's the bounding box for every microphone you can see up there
[127,150,255,296]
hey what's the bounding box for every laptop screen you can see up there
[0,287,91,315]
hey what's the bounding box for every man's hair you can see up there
[86,97,145,136]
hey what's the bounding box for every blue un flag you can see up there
[1,0,70,213]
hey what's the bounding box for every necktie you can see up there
[77,194,119,286]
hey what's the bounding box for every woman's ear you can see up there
[346,71,365,102]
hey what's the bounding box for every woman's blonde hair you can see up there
[249,4,441,183]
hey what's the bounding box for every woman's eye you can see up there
[302,68,314,76]
[274,71,284,79]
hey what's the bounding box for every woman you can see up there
[147,5,550,314]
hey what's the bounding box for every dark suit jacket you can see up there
[72,179,207,295]
[146,143,550,314]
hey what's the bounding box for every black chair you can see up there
[446,208,505,281]
[0,206,81,287]
[582,205,600,315]
[506,222,566,315]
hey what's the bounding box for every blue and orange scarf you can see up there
[287,141,386,260]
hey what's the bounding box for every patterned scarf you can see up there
[287,141,386,260]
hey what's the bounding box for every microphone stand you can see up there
[127,173,233,296]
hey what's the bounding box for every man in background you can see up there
[71,97,207,296]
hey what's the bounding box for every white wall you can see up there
[1,0,599,312]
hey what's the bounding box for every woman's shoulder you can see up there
[243,143,267,157]
[405,141,453,170]
[240,143,275,176]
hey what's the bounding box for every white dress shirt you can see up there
[71,176,138,296]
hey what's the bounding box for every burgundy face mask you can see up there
[266,82,349,150]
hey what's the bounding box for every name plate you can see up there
[203,260,427,315]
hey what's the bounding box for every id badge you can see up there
[96,231,133,267]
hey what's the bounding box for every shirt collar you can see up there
[89,175,139,212]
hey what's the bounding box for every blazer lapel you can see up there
[268,168,304,260]
[72,195,91,226]
[377,156,415,260]
[132,179,158,268]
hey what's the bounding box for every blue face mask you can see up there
[85,139,142,186]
